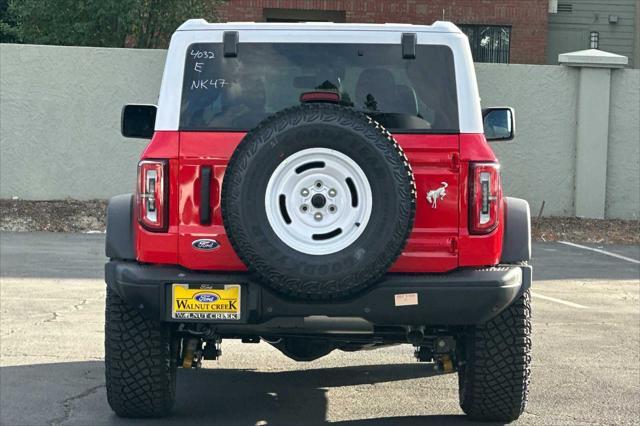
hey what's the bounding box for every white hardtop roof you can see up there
[177,19,462,34]
[156,19,482,133]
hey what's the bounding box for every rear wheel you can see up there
[105,287,177,418]
[458,290,532,422]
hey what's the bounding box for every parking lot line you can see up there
[558,241,640,264]
[531,292,589,309]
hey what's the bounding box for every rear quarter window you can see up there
[180,42,458,133]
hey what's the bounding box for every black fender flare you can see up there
[105,194,136,260]
[500,197,531,264]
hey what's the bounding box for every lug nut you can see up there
[314,212,323,221]
[315,180,323,189]
[328,188,337,197]
[328,205,337,213]
[300,188,310,197]
[300,204,309,213]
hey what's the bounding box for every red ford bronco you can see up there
[106,20,532,422]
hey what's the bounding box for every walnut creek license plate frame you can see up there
[171,283,241,321]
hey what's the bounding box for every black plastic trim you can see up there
[105,194,136,260]
[105,261,530,327]
[501,197,532,263]
[199,166,212,225]
[223,31,238,57]
[402,33,417,59]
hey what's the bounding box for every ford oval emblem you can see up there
[194,293,219,303]
[192,239,220,251]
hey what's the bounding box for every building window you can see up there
[590,31,599,49]
[557,3,573,13]
[459,25,511,63]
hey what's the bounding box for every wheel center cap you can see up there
[311,194,327,208]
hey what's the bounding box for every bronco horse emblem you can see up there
[426,182,448,208]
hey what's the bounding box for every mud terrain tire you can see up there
[458,289,532,422]
[105,288,177,418]
[222,103,415,300]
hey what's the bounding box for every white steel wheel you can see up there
[265,148,373,255]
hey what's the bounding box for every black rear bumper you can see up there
[105,261,531,328]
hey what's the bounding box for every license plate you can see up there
[171,284,241,320]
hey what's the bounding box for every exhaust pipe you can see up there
[406,326,425,345]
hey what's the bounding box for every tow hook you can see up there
[181,337,203,369]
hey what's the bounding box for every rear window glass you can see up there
[180,42,458,133]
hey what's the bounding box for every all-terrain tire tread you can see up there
[105,288,176,418]
[221,103,416,300]
[459,290,532,422]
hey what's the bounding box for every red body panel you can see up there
[388,134,459,272]
[177,132,245,270]
[136,131,504,271]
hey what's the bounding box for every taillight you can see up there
[137,159,168,232]
[469,162,501,234]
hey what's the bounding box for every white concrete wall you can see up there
[607,69,640,219]
[476,63,579,217]
[1,44,638,218]
[0,44,166,199]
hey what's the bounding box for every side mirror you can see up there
[121,104,157,139]
[482,107,515,141]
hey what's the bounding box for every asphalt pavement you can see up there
[0,232,638,425]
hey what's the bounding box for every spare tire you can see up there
[222,103,415,300]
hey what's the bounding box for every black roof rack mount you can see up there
[223,31,238,57]
[402,33,416,59]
